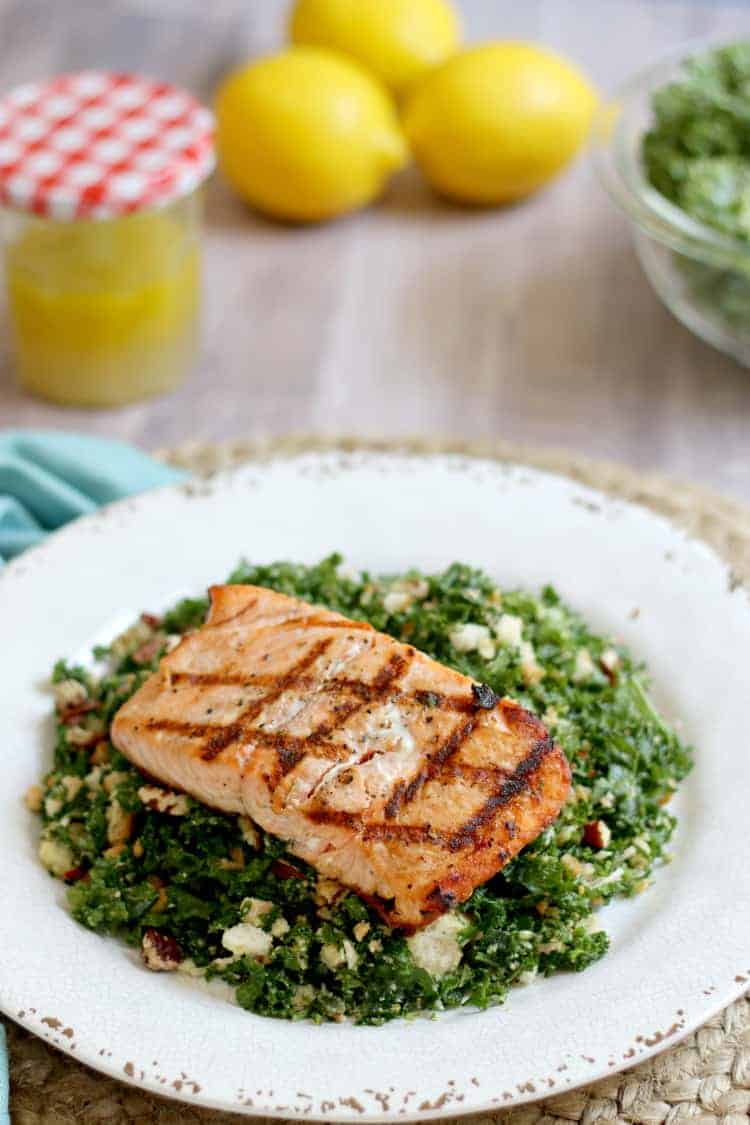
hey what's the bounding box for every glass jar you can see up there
[0,72,214,406]
[4,192,202,406]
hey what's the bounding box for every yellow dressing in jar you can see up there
[0,70,214,407]
[6,201,201,406]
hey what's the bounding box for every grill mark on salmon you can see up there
[204,594,259,629]
[446,736,556,852]
[307,735,553,849]
[147,637,333,762]
[382,715,478,819]
[164,670,475,716]
[112,584,572,930]
[269,649,415,787]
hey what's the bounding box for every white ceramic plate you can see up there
[1,452,748,1121]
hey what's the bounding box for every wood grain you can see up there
[1,0,749,501]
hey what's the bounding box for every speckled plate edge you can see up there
[1,450,749,1122]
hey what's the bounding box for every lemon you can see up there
[215,47,408,222]
[288,0,461,98]
[403,42,597,205]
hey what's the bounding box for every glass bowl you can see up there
[594,39,750,368]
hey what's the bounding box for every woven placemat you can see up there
[5,436,749,1125]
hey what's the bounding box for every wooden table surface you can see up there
[1,0,749,501]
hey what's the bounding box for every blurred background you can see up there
[1,0,749,499]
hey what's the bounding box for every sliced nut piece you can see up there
[138,784,190,816]
[314,876,346,908]
[24,784,43,813]
[238,815,261,849]
[103,770,129,796]
[66,724,102,748]
[141,928,182,971]
[103,843,126,860]
[132,839,144,859]
[583,820,612,849]
[90,742,110,766]
[53,679,88,713]
[217,847,245,871]
[38,838,74,877]
[106,800,134,845]
[61,776,83,803]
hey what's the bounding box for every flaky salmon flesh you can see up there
[111,585,571,930]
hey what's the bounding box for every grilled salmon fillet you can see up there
[112,585,571,929]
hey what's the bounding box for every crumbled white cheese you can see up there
[53,678,88,712]
[320,943,345,970]
[382,577,428,615]
[520,641,544,686]
[177,958,206,978]
[240,897,273,925]
[542,706,559,729]
[538,940,563,954]
[320,940,358,971]
[293,984,316,1011]
[138,785,190,816]
[495,614,523,647]
[383,590,413,615]
[342,939,358,969]
[44,796,63,818]
[238,815,261,849]
[271,917,290,938]
[38,838,74,877]
[590,867,624,890]
[448,622,496,660]
[573,648,597,683]
[221,923,273,960]
[561,853,595,880]
[406,912,466,978]
[518,968,538,986]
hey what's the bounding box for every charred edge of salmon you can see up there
[305,734,568,930]
[387,739,570,931]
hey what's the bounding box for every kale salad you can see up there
[29,556,692,1025]
[642,41,750,332]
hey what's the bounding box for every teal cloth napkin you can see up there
[0,430,185,564]
[0,430,185,1117]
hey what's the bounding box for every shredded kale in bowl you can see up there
[642,41,750,334]
[30,556,692,1025]
[643,42,750,241]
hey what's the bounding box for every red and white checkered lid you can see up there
[0,71,214,220]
